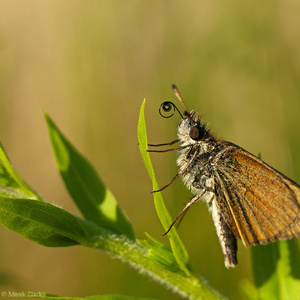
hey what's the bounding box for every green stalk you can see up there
[87,232,223,300]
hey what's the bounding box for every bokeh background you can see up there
[0,1,300,299]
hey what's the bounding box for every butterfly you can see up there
[149,84,300,267]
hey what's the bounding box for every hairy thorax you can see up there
[176,118,217,204]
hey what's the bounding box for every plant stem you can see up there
[86,232,224,300]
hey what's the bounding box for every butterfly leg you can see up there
[162,190,206,236]
[148,139,179,147]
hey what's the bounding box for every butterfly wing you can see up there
[213,142,300,247]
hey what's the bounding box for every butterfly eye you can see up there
[190,124,206,140]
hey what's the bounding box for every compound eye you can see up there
[190,124,206,140]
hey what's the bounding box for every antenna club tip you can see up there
[170,84,189,113]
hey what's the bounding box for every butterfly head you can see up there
[159,84,211,145]
[178,110,209,145]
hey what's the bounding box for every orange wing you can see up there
[213,143,300,247]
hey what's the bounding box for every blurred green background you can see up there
[0,1,300,299]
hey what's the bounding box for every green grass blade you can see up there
[251,239,300,300]
[45,113,135,240]
[137,99,191,275]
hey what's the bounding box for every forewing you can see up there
[214,143,300,247]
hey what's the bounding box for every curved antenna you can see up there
[172,84,189,113]
[159,101,183,119]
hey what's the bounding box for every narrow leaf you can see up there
[0,143,42,200]
[138,100,191,275]
[138,233,181,273]
[252,239,300,300]
[0,197,100,247]
[45,114,135,240]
